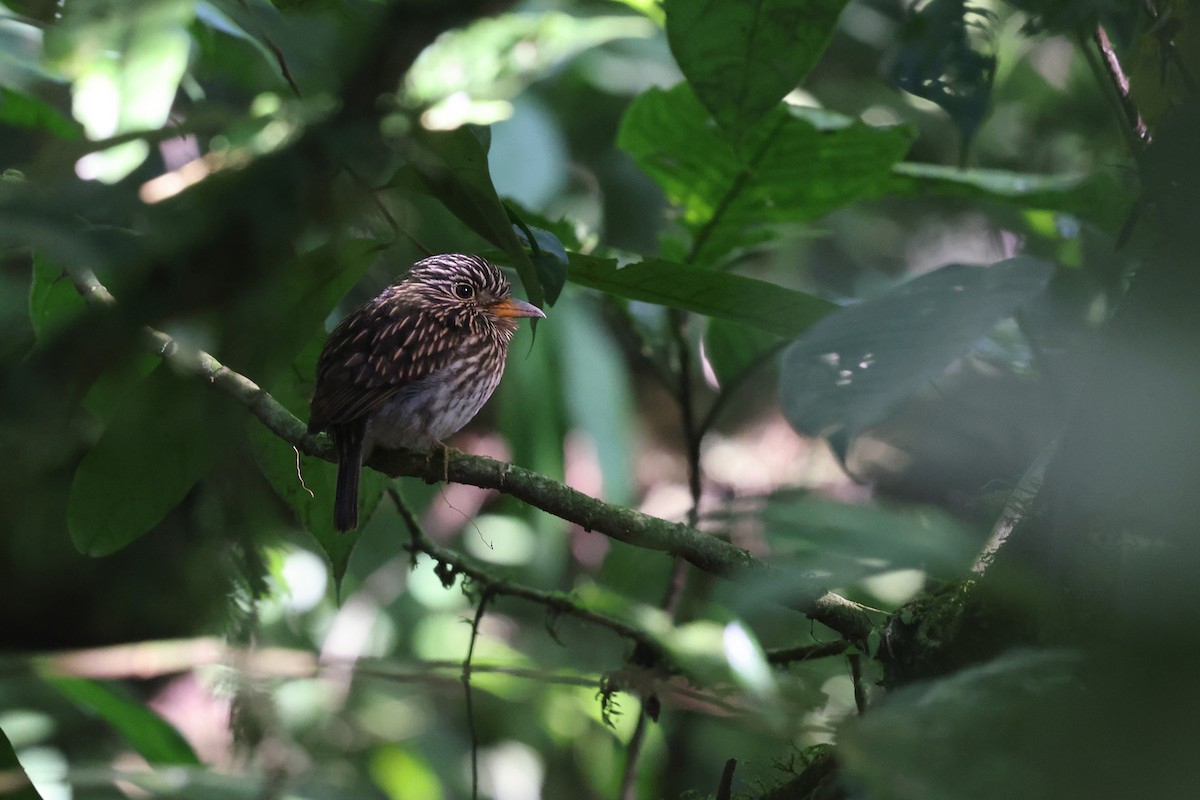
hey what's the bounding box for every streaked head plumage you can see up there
[400,254,544,336]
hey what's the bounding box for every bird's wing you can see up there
[308,296,459,431]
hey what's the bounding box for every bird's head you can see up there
[404,254,545,338]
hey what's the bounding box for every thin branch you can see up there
[766,640,850,666]
[237,0,303,100]
[1090,24,1152,147]
[390,488,663,654]
[972,441,1055,575]
[463,588,493,800]
[848,653,867,716]
[619,709,650,800]
[716,759,737,800]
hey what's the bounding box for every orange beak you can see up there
[490,297,546,319]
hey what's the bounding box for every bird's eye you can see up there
[453,282,475,299]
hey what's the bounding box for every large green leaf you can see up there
[44,677,200,766]
[403,125,545,307]
[220,238,384,385]
[0,88,80,139]
[68,364,230,556]
[736,496,977,605]
[568,254,835,337]
[838,650,1085,800]
[0,725,42,800]
[779,257,1054,460]
[887,162,1130,232]
[619,84,912,266]
[665,0,850,137]
[28,255,85,342]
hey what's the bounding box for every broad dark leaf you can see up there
[779,257,1054,460]
[510,212,568,306]
[45,677,200,766]
[839,650,1084,800]
[665,0,850,137]
[221,238,384,384]
[619,84,912,266]
[28,254,85,342]
[888,0,996,153]
[568,253,835,336]
[404,125,545,307]
[0,88,80,139]
[723,495,977,608]
[68,364,231,556]
[887,162,1130,232]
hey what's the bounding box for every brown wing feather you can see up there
[308,290,459,432]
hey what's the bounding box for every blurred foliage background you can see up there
[1,0,1198,798]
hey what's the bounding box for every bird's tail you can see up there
[333,425,364,532]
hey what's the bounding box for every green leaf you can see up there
[44,677,200,766]
[838,650,1084,800]
[0,725,43,800]
[68,364,228,556]
[568,253,835,337]
[748,496,977,600]
[888,0,996,153]
[779,257,1054,460]
[221,238,384,385]
[194,0,283,75]
[619,84,912,266]
[404,125,544,307]
[665,0,850,137]
[28,254,85,342]
[703,318,783,388]
[510,212,568,306]
[0,88,80,139]
[887,162,1130,232]
[249,330,383,589]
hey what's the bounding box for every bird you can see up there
[307,253,545,531]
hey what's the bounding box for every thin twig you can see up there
[972,441,1055,575]
[235,0,302,99]
[619,709,649,800]
[463,588,494,800]
[1091,24,1152,146]
[848,653,867,716]
[389,488,664,653]
[716,758,737,800]
[766,640,850,666]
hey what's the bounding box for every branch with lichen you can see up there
[67,264,874,645]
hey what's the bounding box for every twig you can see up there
[619,709,649,800]
[716,758,737,800]
[463,588,494,800]
[848,653,867,716]
[390,488,664,654]
[972,441,1054,575]
[766,640,850,665]
[1091,24,1152,146]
